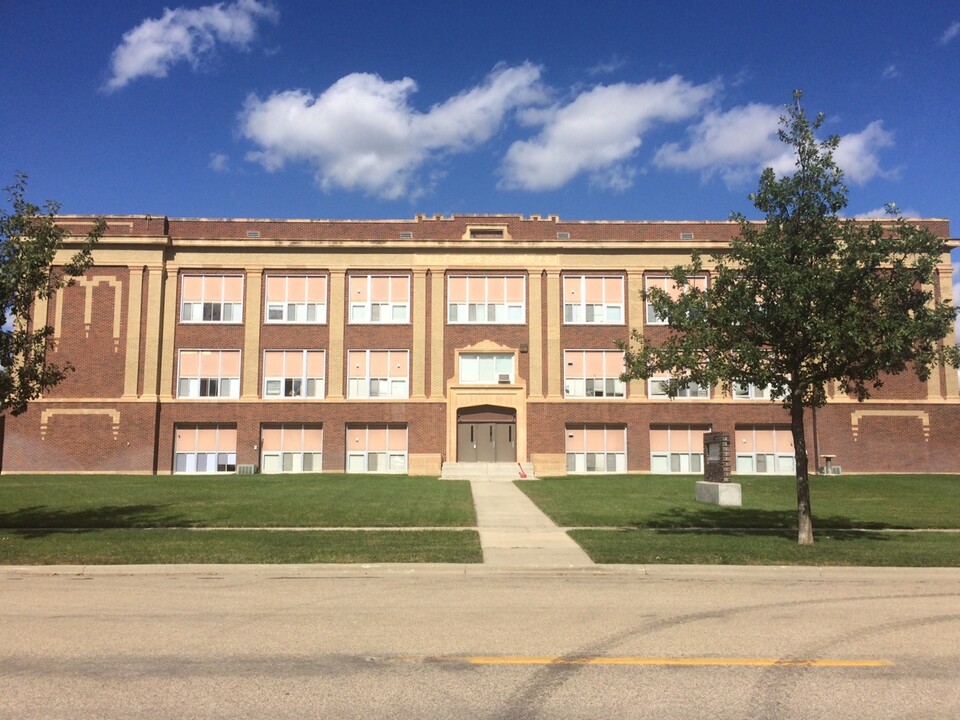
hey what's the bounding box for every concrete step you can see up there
[441,461,535,481]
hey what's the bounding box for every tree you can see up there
[0,173,105,416]
[620,92,959,545]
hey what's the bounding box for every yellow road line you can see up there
[433,656,893,668]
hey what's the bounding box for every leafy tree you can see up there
[0,173,105,416]
[620,92,959,545]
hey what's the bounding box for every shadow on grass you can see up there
[0,504,185,538]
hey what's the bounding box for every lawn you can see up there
[521,473,960,566]
[0,473,481,565]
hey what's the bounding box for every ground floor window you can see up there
[649,425,710,473]
[735,426,795,474]
[261,424,323,473]
[565,425,626,473]
[346,424,407,473]
[174,425,237,473]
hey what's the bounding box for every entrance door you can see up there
[456,421,517,462]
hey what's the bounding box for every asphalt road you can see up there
[2,564,959,719]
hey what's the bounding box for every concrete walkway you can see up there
[469,480,594,567]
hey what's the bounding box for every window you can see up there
[644,275,707,325]
[349,275,409,323]
[564,350,625,398]
[565,426,626,473]
[732,382,772,400]
[347,350,409,398]
[260,425,323,473]
[735,426,795,474]
[174,425,237,473]
[180,275,243,323]
[563,276,624,324]
[346,425,407,473]
[262,350,325,399]
[264,275,327,323]
[177,350,241,398]
[650,425,710,473]
[648,376,709,399]
[458,353,514,385]
[447,275,525,324]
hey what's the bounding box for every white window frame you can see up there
[458,352,515,385]
[260,425,323,474]
[345,426,408,473]
[177,350,241,399]
[348,275,410,324]
[649,425,711,474]
[347,350,409,399]
[180,274,244,324]
[648,376,709,399]
[262,350,325,399]
[644,274,707,326]
[174,425,237,474]
[565,425,627,473]
[732,382,772,400]
[447,275,526,325]
[563,350,625,399]
[264,275,327,324]
[735,426,795,475]
[563,275,624,325]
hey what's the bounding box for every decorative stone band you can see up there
[40,408,121,440]
[850,409,929,442]
[54,277,123,351]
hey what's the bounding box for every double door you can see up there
[457,422,516,462]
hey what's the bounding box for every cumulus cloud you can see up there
[240,62,546,200]
[104,0,278,91]
[655,104,895,187]
[499,76,717,191]
[940,21,960,45]
[852,204,919,219]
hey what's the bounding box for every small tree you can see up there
[0,173,105,416]
[620,92,959,545]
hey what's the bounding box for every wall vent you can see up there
[399,231,414,239]
[680,232,694,240]
[246,230,261,238]
[557,232,571,239]
[237,464,258,474]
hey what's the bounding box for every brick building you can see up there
[2,213,957,476]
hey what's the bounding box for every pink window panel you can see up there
[735,429,754,452]
[179,351,200,376]
[564,277,581,301]
[669,428,692,453]
[388,351,408,378]
[565,428,585,452]
[448,276,467,303]
[584,428,607,452]
[347,427,367,449]
[688,429,707,453]
[176,427,198,452]
[486,278,505,303]
[219,351,241,377]
[604,352,625,377]
[390,276,409,301]
[261,427,283,452]
[286,276,307,302]
[649,428,670,453]
[348,352,366,379]
[584,352,606,376]
[584,277,604,303]
[777,429,794,452]
[202,276,224,302]
[689,276,707,291]
[265,276,286,301]
[370,276,390,302]
[308,276,327,302]
[754,429,776,452]
[565,351,584,375]
[306,351,325,377]
[605,428,626,452]
[222,276,244,302]
[506,277,525,303]
[182,276,203,302]
[283,351,305,377]
[604,277,623,302]
[217,427,237,451]
[349,276,369,302]
[366,427,388,451]
[263,351,285,376]
[280,428,303,452]
[302,427,323,451]
[197,351,220,376]
[196,428,219,452]
[368,351,390,376]
[387,427,407,452]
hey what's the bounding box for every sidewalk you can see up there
[469,479,594,567]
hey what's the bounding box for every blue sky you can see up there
[2,0,958,244]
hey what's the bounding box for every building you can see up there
[2,213,957,476]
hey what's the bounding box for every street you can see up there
[2,564,959,719]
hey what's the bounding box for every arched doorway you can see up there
[456,405,516,462]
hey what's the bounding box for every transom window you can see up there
[447,275,525,324]
[265,275,327,324]
[349,275,410,324]
[180,274,244,323]
[177,350,241,399]
[563,276,624,324]
[645,274,707,325]
[564,350,625,398]
[347,350,409,398]
[262,350,325,399]
[566,425,626,473]
[459,353,515,385]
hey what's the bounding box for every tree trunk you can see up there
[790,399,815,545]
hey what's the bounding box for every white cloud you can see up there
[209,152,230,172]
[882,64,900,79]
[499,76,717,191]
[105,0,278,91]
[587,55,627,76]
[852,204,919,219]
[940,21,960,45]
[655,104,894,187]
[240,63,546,200]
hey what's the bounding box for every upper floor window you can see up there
[459,352,515,385]
[181,275,243,323]
[347,350,409,399]
[644,275,707,325]
[563,276,624,324]
[265,275,327,324]
[177,350,241,399]
[648,375,709,399]
[263,350,325,399]
[732,382,772,400]
[349,275,409,324]
[448,275,525,324]
[564,350,625,398]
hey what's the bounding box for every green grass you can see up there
[0,529,483,565]
[0,473,476,528]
